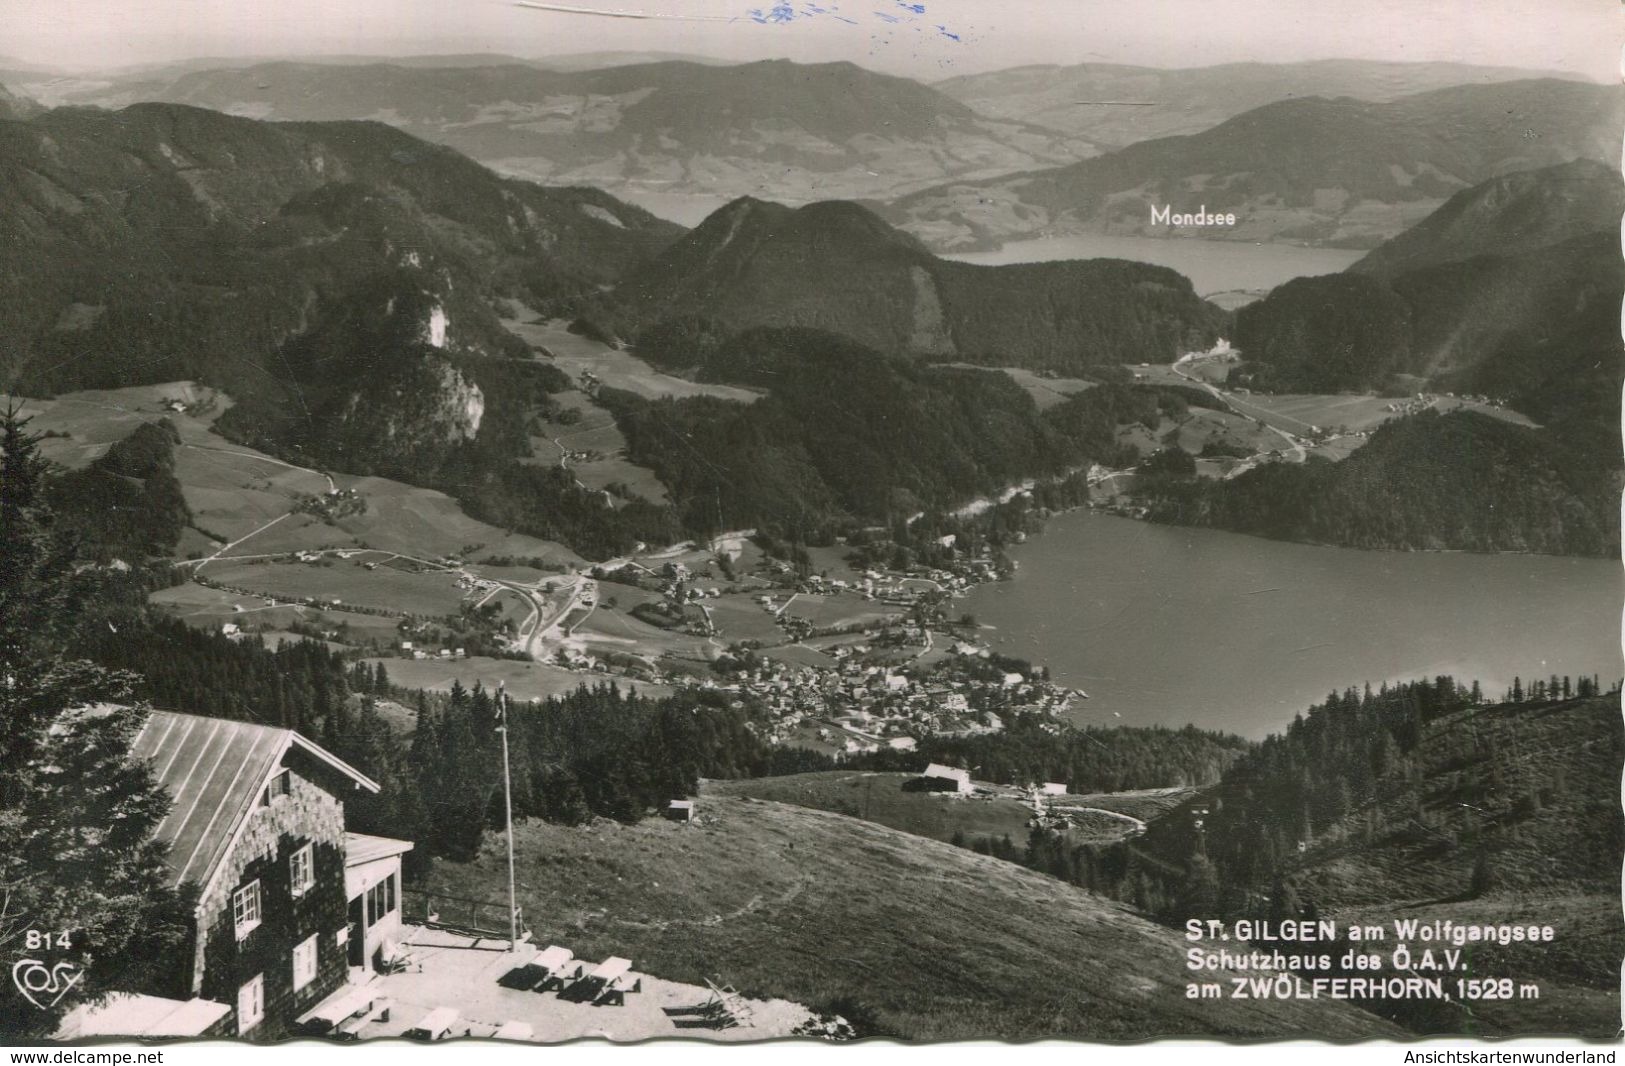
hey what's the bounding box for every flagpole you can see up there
[498,682,518,951]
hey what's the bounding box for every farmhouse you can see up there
[66,711,412,1040]
[919,763,973,794]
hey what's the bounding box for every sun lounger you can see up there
[377,938,417,974]
[405,1006,462,1041]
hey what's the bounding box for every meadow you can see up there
[421,794,1395,1041]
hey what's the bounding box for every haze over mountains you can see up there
[890,79,1624,250]
[24,58,1098,207]
[934,59,1595,145]
[11,53,1601,235]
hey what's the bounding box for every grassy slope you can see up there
[9,382,585,563]
[711,772,1204,853]
[710,771,1038,846]
[423,794,1397,1040]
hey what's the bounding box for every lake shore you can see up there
[962,509,1622,739]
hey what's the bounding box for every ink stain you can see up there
[739,0,958,42]
[747,2,798,24]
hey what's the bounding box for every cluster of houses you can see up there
[294,488,365,521]
[675,641,1075,756]
[397,640,468,661]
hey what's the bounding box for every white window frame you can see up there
[365,874,396,929]
[233,880,262,941]
[289,843,314,898]
[237,973,265,1034]
[292,932,319,993]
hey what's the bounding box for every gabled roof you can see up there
[132,710,378,891]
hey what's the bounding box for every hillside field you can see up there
[421,793,1396,1041]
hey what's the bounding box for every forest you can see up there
[47,418,192,563]
[863,713,1253,794]
[603,325,1221,542]
[1132,410,1620,557]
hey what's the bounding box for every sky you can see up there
[0,0,1617,81]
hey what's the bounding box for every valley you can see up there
[2,35,1619,1045]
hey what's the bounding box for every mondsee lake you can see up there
[942,233,1364,302]
[616,193,1365,302]
[963,511,1623,739]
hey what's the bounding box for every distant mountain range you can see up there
[32,58,1099,207]
[606,196,1225,372]
[889,79,1625,250]
[934,59,1594,146]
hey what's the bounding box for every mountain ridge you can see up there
[1348,158,1625,279]
[40,57,1101,207]
[1231,161,1623,423]
[888,78,1625,251]
[934,58,1599,145]
[610,195,1227,373]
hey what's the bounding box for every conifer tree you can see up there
[0,409,193,1038]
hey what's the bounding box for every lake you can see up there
[963,511,1622,739]
[942,234,1364,302]
[616,195,1363,303]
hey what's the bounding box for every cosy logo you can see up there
[12,958,84,1010]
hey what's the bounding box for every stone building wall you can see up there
[193,762,349,1039]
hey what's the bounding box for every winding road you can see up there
[1171,355,1307,472]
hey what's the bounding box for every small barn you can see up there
[919,763,973,794]
[665,799,696,823]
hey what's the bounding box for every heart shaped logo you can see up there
[12,959,84,1010]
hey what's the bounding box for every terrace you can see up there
[349,925,813,1042]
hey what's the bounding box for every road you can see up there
[180,441,336,493]
[188,513,291,571]
[1170,356,1307,473]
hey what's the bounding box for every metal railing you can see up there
[403,888,525,942]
